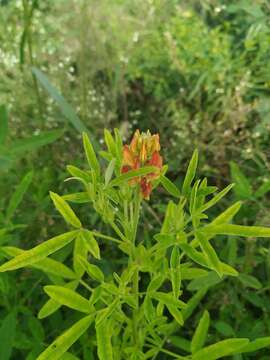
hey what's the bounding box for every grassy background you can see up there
[0,0,270,359]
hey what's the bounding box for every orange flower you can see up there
[121,130,163,199]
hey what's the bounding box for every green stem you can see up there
[131,188,141,348]
[79,279,93,293]
[92,231,121,244]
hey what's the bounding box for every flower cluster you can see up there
[121,130,163,199]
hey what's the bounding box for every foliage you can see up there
[1,1,270,359]
[1,131,270,359]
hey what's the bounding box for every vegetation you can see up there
[0,0,270,359]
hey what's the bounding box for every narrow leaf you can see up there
[109,166,157,187]
[198,184,234,213]
[62,192,90,204]
[44,286,92,313]
[230,162,252,199]
[80,230,100,259]
[0,311,16,360]
[96,321,113,360]
[82,132,100,176]
[191,310,210,353]
[50,192,81,228]
[196,232,222,276]
[182,289,207,321]
[202,224,270,238]
[153,292,186,308]
[166,304,184,326]
[1,246,76,279]
[237,337,270,354]
[32,67,88,133]
[36,315,94,360]
[192,338,249,360]
[11,130,63,155]
[0,230,78,272]
[6,171,33,220]
[38,281,78,319]
[238,274,262,289]
[182,149,198,196]
[160,175,181,198]
[78,257,104,282]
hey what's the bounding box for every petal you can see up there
[122,145,135,167]
[130,129,140,154]
[148,151,163,168]
[121,165,131,174]
[140,178,152,200]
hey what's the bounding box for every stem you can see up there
[92,231,122,244]
[131,188,141,348]
[109,221,127,242]
[79,279,93,293]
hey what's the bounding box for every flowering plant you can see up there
[1,129,270,359]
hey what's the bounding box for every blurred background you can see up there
[1,0,270,359]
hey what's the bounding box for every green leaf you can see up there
[96,321,113,360]
[147,274,164,292]
[50,192,81,228]
[62,192,90,204]
[6,171,33,221]
[202,224,270,238]
[59,353,80,360]
[168,336,191,352]
[32,67,88,133]
[182,149,198,196]
[0,105,8,145]
[73,235,88,277]
[220,262,238,277]
[188,272,222,291]
[230,162,252,199]
[109,166,157,187]
[11,130,63,155]
[180,243,237,276]
[44,286,92,313]
[152,292,186,308]
[238,274,262,289]
[143,296,156,322]
[66,166,91,183]
[198,184,234,213]
[80,230,100,259]
[1,246,76,279]
[166,304,184,326]
[96,299,119,326]
[78,257,104,282]
[182,289,207,321]
[255,181,270,198]
[192,338,249,360]
[0,230,78,272]
[236,337,270,354]
[104,129,116,156]
[38,281,78,319]
[196,232,222,277]
[179,243,208,268]
[36,315,94,360]
[82,132,100,176]
[191,310,210,353]
[105,159,116,186]
[160,175,181,198]
[211,201,242,225]
[214,321,235,337]
[181,267,208,279]
[0,311,16,360]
